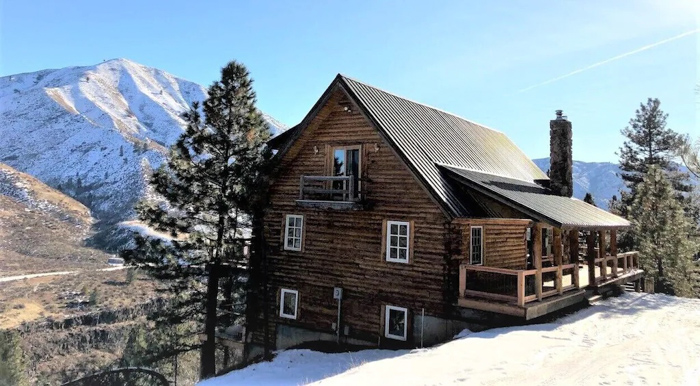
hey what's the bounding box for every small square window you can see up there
[384,305,408,341]
[386,221,410,264]
[470,226,483,265]
[279,289,298,319]
[284,215,304,252]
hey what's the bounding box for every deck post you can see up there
[598,230,606,281]
[517,271,525,307]
[569,229,580,288]
[553,228,563,295]
[622,251,628,273]
[610,229,618,277]
[533,223,543,301]
[458,264,467,299]
[586,232,596,286]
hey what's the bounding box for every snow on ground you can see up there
[200,293,700,386]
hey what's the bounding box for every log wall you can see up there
[254,88,455,348]
[453,218,531,270]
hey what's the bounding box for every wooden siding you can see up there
[255,89,453,347]
[453,218,531,270]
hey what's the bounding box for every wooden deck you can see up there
[457,251,642,320]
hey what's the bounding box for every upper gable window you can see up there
[470,226,483,265]
[284,215,303,251]
[386,221,410,263]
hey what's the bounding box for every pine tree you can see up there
[618,98,691,211]
[630,166,698,297]
[583,192,596,206]
[121,60,273,379]
[0,330,28,386]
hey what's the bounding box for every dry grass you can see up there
[0,269,159,329]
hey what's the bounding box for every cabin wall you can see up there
[454,219,530,270]
[254,89,457,349]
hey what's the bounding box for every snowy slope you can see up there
[0,59,287,223]
[201,293,700,386]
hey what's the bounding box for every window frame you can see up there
[469,226,484,265]
[385,220,410,264]
[331,145,363,200]
[284,214,304,252]
[384,305,408,341]
[279,288,299,320]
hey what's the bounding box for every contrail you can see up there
[517,29,700,93]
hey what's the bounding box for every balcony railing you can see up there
[298,175,362,202]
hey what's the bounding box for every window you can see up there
[284,215,303,251]
[386,221,410,263]
[470,226,483,265]
[279,289,298,319]
[332,146,361,199]
[384,305,408,341]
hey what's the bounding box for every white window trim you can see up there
[470,226,484,266]
[279,288,298,319]
[384,305,408,341]
[385,220,410,264]
[284,214,303,252]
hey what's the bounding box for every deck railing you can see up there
[593,251,640,284]
[459,251,641,306]
[299,175,361,202]
[459,263,579,307]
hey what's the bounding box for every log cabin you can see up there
[251,74,642,352]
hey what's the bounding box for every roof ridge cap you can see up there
[338,75,505,135]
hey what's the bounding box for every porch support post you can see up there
[458,264,467,299]
[586,232,596,286]
[553,228,563,295]
[533,223,543,301]
[569,229,580,288]
[610,229,618,277]
[598,230,606,282]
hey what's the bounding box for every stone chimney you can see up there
[549,110,573,197]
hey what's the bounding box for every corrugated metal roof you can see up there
[339,75,548,217]
[439,164,630,230]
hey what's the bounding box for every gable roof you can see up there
[439,164,630,230]
[271,75,629,228]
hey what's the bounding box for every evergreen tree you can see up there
[583,192,596,206]
[121,60,273,379]
[618,98,691,212]
[629,166,698,297]
[678,135,700,178]
[0,330,28,386]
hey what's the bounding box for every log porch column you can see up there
[569,229,580,288]
[586,232,596,286]
[598,230,606,281]
[533,223,543,301]
[610,229,618,277]
[553,228,563,295]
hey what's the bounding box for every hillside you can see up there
[0,163,110,277]
[201,293,700,386]
[0,59,287,238]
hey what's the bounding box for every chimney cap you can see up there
[555,110,568,121]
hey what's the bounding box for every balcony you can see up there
[296,175,364,210]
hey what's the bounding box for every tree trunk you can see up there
[200,262,220,379]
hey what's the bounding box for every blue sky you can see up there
[1,0,698,162]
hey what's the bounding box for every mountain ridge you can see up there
[0,59,287,233]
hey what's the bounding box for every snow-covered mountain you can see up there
[0,59,287,227]
[533,158,697,207]
[532,158,625,206]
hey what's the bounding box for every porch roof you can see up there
[439,164,630,230]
